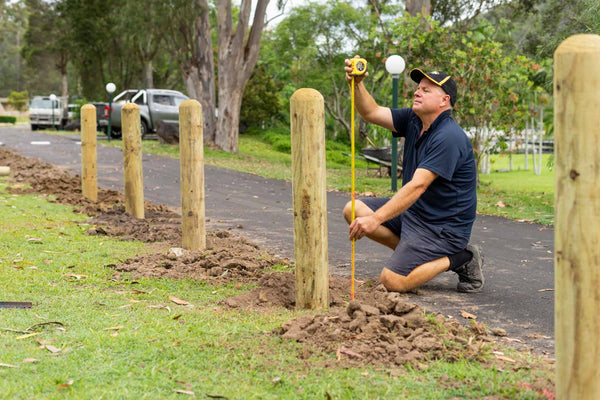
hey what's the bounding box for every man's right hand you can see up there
[345,55,369,85]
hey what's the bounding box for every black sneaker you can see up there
[455,244,484,293]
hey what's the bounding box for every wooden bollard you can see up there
[554,34,600,400]
[122,103,144,219]
[80,104,98,202]
[290,88,329,310]
[179,100,206,251]
[0,166,10,176]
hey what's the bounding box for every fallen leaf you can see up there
[271,377,282,383]
[169,296,192,306]
[44,345,61,354]
[104,326,123,331]
[338,346,364,359]
[461,310,477,320]
[64,273,87,280]
[57,380,74,389]
[0,363,18,368]
[22,358,38,363]
[175,390,195,395]
[526,333,551,339]
[16,332,40,340]
[27,238,43,243]
[173,314,182,320]
[131,289,148,295]
[538,288,554,292]
[496,201,506,208]
[490,328,507,337]
[494,354,516,363]
[119,304,133,309]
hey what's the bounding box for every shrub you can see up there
[7,91,28,112]
[0,116,17,124]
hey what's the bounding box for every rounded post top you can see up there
[290,88,324,103]
[555,34,600,56]
[81,104,96,111]
[179,99,202,112]
[123,102,139,112]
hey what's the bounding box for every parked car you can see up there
[29,96,67,130]
[105,89,189,139]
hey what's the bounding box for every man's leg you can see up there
[343,200,399,250]
[379,256,450,292]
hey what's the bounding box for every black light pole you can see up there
[105,82,116,142]
[385,55,406,192]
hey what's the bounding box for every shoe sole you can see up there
[457,244,485,293]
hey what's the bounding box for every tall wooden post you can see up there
[179,100,206,250]
[290,88,329,310]
[122,103,144,219]
[554,34,600,400]
[80,104,97,202]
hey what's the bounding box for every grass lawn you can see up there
[0,181,554,399]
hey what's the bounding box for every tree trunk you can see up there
[524,121,529,170]
[215,0,269,153]
[143,60,153,88]
[182,0,217,145]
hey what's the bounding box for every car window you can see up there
[173,96,187,107]
[153,95,174,106]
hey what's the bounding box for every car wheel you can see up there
[110,129,122,139]
[140,119,148,140]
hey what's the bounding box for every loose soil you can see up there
[0,148,555,387]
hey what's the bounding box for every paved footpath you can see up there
[0,126,555,354]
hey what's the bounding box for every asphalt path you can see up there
[0,126,555,354]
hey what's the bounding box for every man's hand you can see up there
[349,214,382,241]
[345,55,369,85]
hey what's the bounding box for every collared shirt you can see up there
[391,108,476,237]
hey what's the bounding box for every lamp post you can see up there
[385,55,406,192]
[105,82,116,142]
[49,94,57,130]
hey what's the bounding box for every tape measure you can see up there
[350,58,368,76]
[349,57,367,300]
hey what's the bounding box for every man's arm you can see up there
[345,57,395,132]
[348,168,438,240]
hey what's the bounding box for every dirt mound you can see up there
[1,148,123,215]
[86,205,183,243]
[222,271,496,367]
[223,272,352,309]
[110,230,290,281]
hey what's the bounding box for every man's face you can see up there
[412,78,450,116]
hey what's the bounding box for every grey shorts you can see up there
[360,197,468,276]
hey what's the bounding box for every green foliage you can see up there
[7,90,29,112]
[241,64,282,128]
[0,0,27,96]
[0,115,17,124]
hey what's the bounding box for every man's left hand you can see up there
[349,215,381,240]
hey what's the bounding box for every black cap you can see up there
[410,68,458,106]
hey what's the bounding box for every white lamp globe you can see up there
[105,82,116,94]
[49,94,57,101]
[385,55,406,75]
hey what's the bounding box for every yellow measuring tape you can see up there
[348,57,366,300]
[351,77,356,300]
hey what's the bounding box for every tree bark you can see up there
[215,0,269,153]
[181,0,216,145]
[143,60,154,88]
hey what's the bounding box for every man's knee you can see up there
[342,201,352,223]
[380,268,413,292]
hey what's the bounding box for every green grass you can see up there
[0,181,554,399]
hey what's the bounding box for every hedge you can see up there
[0,116,17,124]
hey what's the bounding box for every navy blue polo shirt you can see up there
[391,108,476,238]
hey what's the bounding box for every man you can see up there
[343,56,484,293]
